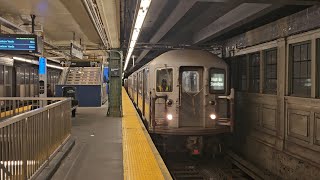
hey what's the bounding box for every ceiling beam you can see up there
[244,0,320,5]
[96,0,120,48]
[135,0,197,63]
[193,3,273,44]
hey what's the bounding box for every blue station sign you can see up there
[39,57,47,75]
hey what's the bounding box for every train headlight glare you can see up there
[209,100,216,105]
[167,114,173,121]
[210,114,216,120]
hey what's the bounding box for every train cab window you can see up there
[182,71,199,93]
[290,42,311,97]
[209,68,225,93]
[156,68,173,92]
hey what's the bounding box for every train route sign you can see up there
[0,34,37,52]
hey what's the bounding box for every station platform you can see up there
[52,88,171,180]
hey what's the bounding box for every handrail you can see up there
[0,97,72,180]
[0,97,67,101]
[0,99,70,128]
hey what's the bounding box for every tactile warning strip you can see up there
[122,88,171,180]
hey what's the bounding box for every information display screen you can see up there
[209,68,225,93]
[0,34,37,52]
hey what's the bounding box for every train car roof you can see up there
[131,50,227,75]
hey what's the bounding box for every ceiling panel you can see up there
[0,0,100,45]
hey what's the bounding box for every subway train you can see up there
[126,50,234,155]
[0,56,61,98]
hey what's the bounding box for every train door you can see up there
[4,66,13,97]
[136,73,139,106]
[25,68,30,97]
[34,69,39,96]
[0,65,4,97]
[16,67,24,97]
[179,67,204,127]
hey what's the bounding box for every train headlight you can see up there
[167,99,173,106]
[167,114,173,121]
[209,100,216,105]
[210,114,217,120]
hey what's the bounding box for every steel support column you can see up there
[107,50,123,117]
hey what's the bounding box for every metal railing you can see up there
[0,97,72,180]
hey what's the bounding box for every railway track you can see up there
[165,151,274,180]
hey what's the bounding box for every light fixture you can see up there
[210,114,217,120]
[13,57,64,70]
[123,0,152,71]
[167,114,173,121]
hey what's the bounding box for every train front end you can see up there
[150,61,234,156]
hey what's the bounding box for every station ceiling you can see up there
[0,0,318,69]
[0,0,120,61]
[121,0,319,74]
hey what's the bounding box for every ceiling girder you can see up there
[193,3,273,44]
[128,0,316,72]
[135,0,197,63]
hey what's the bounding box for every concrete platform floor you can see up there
[52,106,123,180]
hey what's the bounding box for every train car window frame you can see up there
[156,68,173,92]
[289,41,311,97]
[139,71,143,94]
[182,71,200,93]
[209,68,226,94]
[133,74,137,91]
[144,68,149,97]
[248,52,260,93]
[264,48,277,94]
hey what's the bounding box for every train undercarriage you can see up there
[151,132,231,158]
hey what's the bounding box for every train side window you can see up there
[139,72,143,94]
[20,68,25,84]
[144,69,149,96]
[182,71,199,93]
[264,49,277,94]
[290,42,311,97]
[133,75,137,91]
[156,68,173,92]
[209,68,225,94]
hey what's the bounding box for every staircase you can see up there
[66,67,101,85]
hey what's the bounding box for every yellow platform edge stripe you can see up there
[0,105,32,118]
[122,88,172,180]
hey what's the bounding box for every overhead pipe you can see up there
[0,17,29,34]
[31,14,36,33]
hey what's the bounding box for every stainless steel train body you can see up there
[127,50,234,154]
[0,59,61,98]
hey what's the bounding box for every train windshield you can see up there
[156,68,173,92]
[209,68,225,93]
[182,71,199,93]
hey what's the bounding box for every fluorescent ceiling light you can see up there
[124,0,152,71]
[13,57,64,70]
